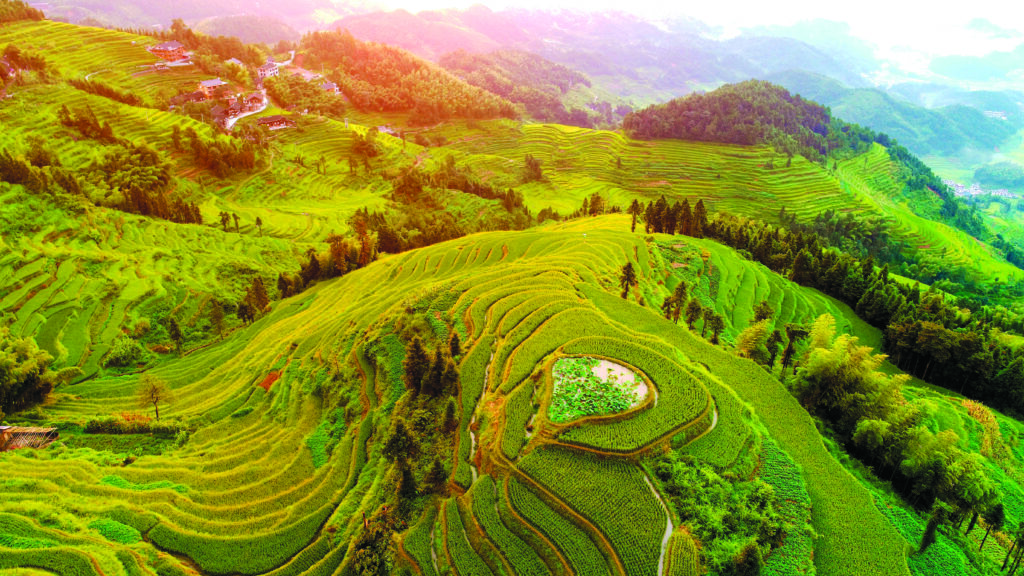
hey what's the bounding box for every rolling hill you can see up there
[328,6,871,104]
[5,12,1024,576]
[768,70,1022,157]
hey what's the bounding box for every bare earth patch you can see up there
[592,360,647,407]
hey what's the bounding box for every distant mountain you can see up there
[746,19,878,82]
[193,15,300,45]
[328,8,502,61]
[439,49,601,126]
[768,70,1020,156]
[930,44,1024,83]
[328,7,874,104]
[301,30,517,122]
[38,0,361,32]
[623,79,988,238]
[886,82,1024,124]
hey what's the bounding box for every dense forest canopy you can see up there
[301,30,518,123]
[0,0,42,23]
[624,80,989,240]
[439,49,599,126]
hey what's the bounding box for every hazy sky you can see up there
[373,0,1023,75]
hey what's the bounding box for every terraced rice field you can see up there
[0,24,403,380]
[439,122,1017,285]
[2,217,914,575]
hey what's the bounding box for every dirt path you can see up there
[644,472,674,576]
[469,352,495,483]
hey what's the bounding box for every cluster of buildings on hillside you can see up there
[168,78,267,129]
[152,43,341,132]
[944,179,1018,199]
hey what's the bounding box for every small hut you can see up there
[0,426,59,451]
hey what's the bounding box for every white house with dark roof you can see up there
[258,58,278,80]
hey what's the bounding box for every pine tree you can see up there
[753,300,774,322]
[734,542,763,576]
[443,398,458,432]
[167,318,183,356]
[441,359,459,394]
[277,273,292,299]
[382,419,419,461]
[685,299,703,330]
[679,199,692,236]
[628,199,641,233]
[692,199,708,238]
[255,216,263,237]
[708,313,726,344]
[398,461,417,500]
[422,350,445,397]
[789,249,816,285]
[736,320,771,364]
[301,251,321,287]
[619,262,637,299]
[449,332,461,358]
[209,300,224,340]
[403,338,429,393]
[424,458,448,495]
[247,276,270,314]
[767,330,783,367]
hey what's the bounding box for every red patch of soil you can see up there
[258,371,281,391]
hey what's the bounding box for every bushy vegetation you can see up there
[440,49,600,126]
[264,74,346,118]
[548,356,639,423]
[0,0,42,24]
[624,80,986,239]
[301,30,518,123]
[654,451,785,574]
[0,328,79,422]
[975,161,1024,188]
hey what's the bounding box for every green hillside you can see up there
[7,214,1024,576]
[0,218,915,576]
[5,13,1024,576]
[768,71,1021,158]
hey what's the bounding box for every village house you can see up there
[211,92,266,129]
[322,81,339,94]
[225,57,245,68]
[258,59,278,80]
[198,78,229,98]
[244,92,264,111]
[170,90,206,106]
[257,115,296,130]
[149,40,187,62]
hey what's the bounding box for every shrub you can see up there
[84,417,188,436]
[103,334,149,368]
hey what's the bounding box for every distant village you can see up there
[944,179,1020,199]
[147,40,340,132]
